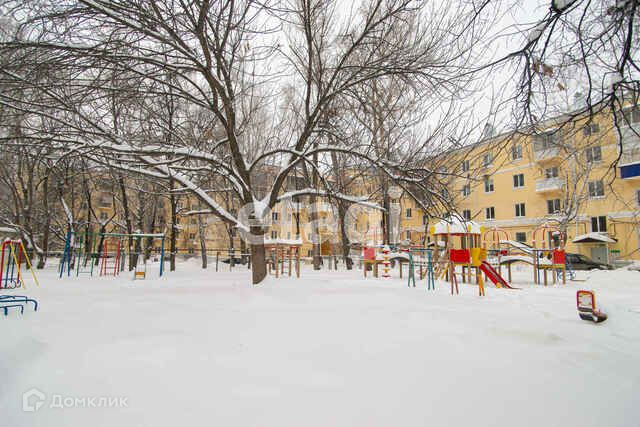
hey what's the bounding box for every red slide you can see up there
[479,261,516,289]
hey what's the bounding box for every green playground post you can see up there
[426,249,435,290]
[407,251,416,288]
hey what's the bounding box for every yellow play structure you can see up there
[430,215,515,295]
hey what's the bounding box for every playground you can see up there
[1,259,640,427]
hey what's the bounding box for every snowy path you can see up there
[1,263,639,426]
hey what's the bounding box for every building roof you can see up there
[572,233,617,244]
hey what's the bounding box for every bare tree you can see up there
[0,0,496,284]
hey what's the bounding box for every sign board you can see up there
[577,290,595,311]
[576,290,607,323]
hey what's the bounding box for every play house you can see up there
[430,215,513,295]
[532,223,567,285]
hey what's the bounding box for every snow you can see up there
[501,239,534,254]
[572,232,617,244]
[263,238,303,245]
[1,263,640,426]
[496,254,551,265]
[277,189,384,211]
[432,214,482,235]
[528,22,546,43]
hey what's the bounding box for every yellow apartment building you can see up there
[85,104,640,265]
[416,104,640,264]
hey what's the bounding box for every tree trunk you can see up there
[169,180,177,272]
[250,226,267,284]
[381,193,390,244]
[37,174,51,269]
[198,215,207,269]
[117,175,134,271]
[309,196,322,270]
[240,238,248,266]
[337,202,352,270]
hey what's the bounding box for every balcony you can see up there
[534,146,561,162]
[535,177,564,193]
[619,146,640,180]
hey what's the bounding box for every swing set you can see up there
[59,230,100,278]
[59,231,166,280]
[0,239,40,289]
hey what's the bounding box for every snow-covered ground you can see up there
[1,261,639,427]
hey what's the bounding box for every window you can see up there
[484,177,494,193]
[272,212,279,221]
[405,231,411,240]
[406,208,412,218]
[188,247,195,254]
[544,167,559,178]
[583,123,600,136]
[588,180,605,198]
[513,174,525,188]
[482,152,493,167]
[158,216,165,225]
[461,160,470,173]
[533,132,560,151]
[637,190,640,207]
[485,207,495,220]
[591,216,607,233]
[462,184,471,197]
[188,233,196,239]
[99,212,108,221]
[271,230,278,239]
[462,209,471,220]
[98,196,112,208]
[515,203,526,217]
[423,214,428,225]
[585,146,602,163]
[441,189,449,199]
[547,199,561,214]
[511,144,522,160]
[287,232,291,239]
[515,232,527,243]
[618,106,640,125]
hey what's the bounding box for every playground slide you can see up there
[479,261,516,289]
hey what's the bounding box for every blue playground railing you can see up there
[0,295,39,316]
